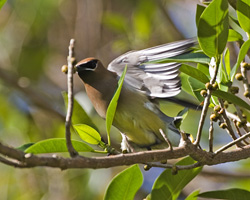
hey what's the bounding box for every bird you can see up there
[75,39,196,152]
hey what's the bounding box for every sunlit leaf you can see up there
[25,138,94,154]
[180,73,196,98]
[224,48,231,77]
[228,29,243,42]
[180,64,209,84]
[106,65,127,144]
[188,77,205,102]
[217,55,229,84]
[185,190,200,200]
[198,0,229,57]
[197,63,210,76]
[237,0,250,34]
[73,124,101,145]
[104,165,143,200]
[199,188,250,200]
[151,157,202,200]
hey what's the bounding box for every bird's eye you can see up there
[78,59,98,71]
[86,59,98,70]
[76,59,98,72]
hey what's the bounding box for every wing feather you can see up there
[108,38,196,98]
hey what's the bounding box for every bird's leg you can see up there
[121,133,134,153]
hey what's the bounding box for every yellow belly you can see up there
[112,88,166,146]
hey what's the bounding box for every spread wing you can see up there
[108,38,196,98]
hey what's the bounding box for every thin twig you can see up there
[235,105,250,133]
[240,62,250,101]
[209,121,214,153]
[194,91,212,146]
[0,156,24,167]
[215,132,250,155]
[218,99,243,148]
[144,161,202,170]
[65,39,78,157]
[195,58,219,146]
[159,128,173,151]
[233,120,249,145]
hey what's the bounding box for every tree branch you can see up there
[215,132,250,155]
[65,39,78,157]
[1,139,250,170]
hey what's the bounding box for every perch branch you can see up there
[215,132,250,155]
[65,39,78,157]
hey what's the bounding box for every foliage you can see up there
[104,165,143,200]
[1,0,250,199]
[150,157,202,200]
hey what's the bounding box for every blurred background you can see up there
[0,0,249,199]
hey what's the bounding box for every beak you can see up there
[75,64,81,73]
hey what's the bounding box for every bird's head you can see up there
[75,57,99,73]
[75,57,117,85]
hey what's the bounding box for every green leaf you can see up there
[158,53,210,65]
[180,64,210,84]
[175,108,189,129]
[228,29,243,42]
[0,0,7,10]
[180,73,195,98]
[73,124,101,145]
[198,0,229,57]
[197,63,210,76]
[62,92,98,131]
[212,90,250,110]
[199,188,250,200]
[217,54,229,84]
[151,157,202,200]
[104,165,143,200]
[188,77,205,102]
[106,65,127,145]
[185,190,200,200]
[237,0,250,34]
[196,4,206,27]
[230,39,250,80]
[25,138,94,154]
[16,143,35,151]
[224,48,231,77]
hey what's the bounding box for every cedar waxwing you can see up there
[76,39,196,152]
